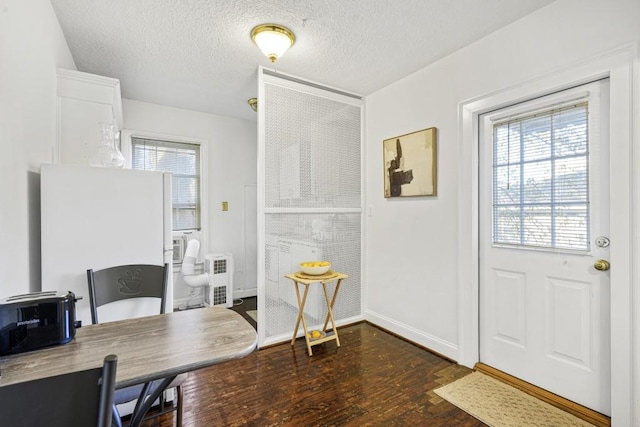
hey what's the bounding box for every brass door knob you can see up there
[594,259,610,271]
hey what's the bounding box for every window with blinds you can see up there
[131,137,201,231]
[492,102,589,251]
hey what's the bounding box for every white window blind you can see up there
[131,137,201,231]
[492,102,589,251]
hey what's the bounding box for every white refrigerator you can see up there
[40,163,173,326]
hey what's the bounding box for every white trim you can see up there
[458,44,637,425]
[121,129,208,166]
[56,68,123,129]
[488,92,590,123]
[256,68,267,346]
[260,67,362,101]
[57,68,120,88]
[365,309,458,360]
[360,97,368,344]
[241,184,258,298]
[55,69,124,164]
[54,95,62,164]
[261,68,363,107]
[631,41,640,427]
[233,289,257,299]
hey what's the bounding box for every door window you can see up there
[492,102,589,251]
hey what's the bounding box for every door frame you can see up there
[457,44,638,425]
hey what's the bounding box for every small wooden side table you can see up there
[284,270,348,356]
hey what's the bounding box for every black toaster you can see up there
[0,291,78,356]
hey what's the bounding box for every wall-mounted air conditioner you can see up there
[204,253,233,308]
[173,231,201,264]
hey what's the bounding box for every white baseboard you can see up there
[364,309,458,361]
[234,288,257,299]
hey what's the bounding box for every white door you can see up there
[479,80,611,415]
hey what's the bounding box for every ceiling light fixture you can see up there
[250,24,295,63]
[248,98,258,112]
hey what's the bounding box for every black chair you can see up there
[0,354,118,427]
[87,264,185,427]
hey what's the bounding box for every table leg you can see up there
[129,375,177,427]
[299,285,313,356]
[291,282,313,356]
[321,280,341,347]
[291,281,303,345]
[322,278,342,332]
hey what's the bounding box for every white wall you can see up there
[364,0,639,358]
[0,0,76,298]
[122,99,257,305]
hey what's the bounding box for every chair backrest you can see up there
[87,264,168,324]
[0,354,118,427]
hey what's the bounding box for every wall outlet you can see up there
[222,201,228,211]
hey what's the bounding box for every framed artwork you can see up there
[383,127,437,198]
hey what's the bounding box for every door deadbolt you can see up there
[594,259,610,271]
[595,236,610,248]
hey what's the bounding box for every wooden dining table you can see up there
[0,306,257,426]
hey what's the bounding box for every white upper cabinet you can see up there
[55,69,123,165]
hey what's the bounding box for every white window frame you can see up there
[121,130,209,263]
[489,100,591,253]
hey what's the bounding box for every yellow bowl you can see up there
[300,261,331,275]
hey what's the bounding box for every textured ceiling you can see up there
[50,0,555,122]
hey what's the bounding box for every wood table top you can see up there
[0,307,257,389]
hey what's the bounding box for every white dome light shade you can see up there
[251,24,295,63]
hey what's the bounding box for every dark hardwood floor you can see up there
[140,319,485,426]
[230,296,257,330]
